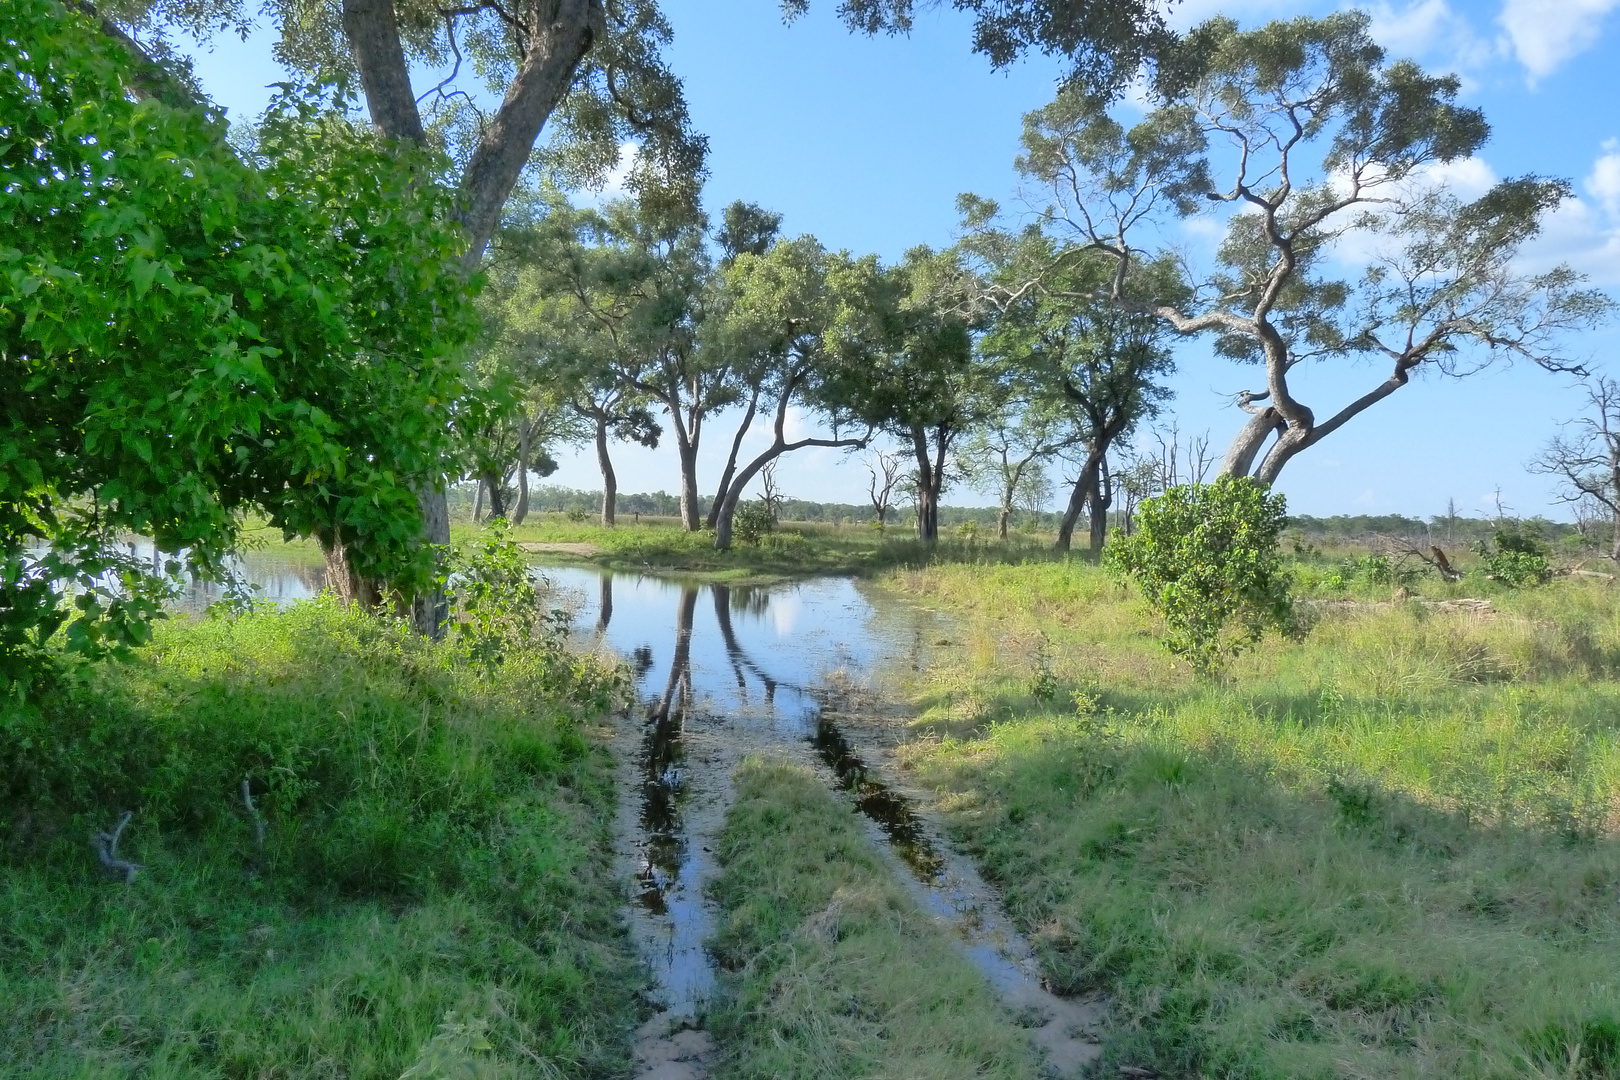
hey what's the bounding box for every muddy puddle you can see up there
[544,567,1107,1077]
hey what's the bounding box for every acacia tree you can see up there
[1014,13,1612,487]
[703,201,785,529]
[1531,378,1620,560]
[1,2,477,692]
[703,238,879,550]
[856,247,994,545]
[488,197,662,525]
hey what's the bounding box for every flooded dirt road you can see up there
[542,568,1105,1077]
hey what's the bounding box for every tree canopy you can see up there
[1,0,478,693]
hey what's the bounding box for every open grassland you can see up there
[880,560,1620,1079]
[0,600,642,1079]
[707,759,1041,1080]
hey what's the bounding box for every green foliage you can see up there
[1,0,479,695]
[0,600,639,1075]
[731,499,776,546]
[1472,522,1553,588]
[1105,477,1293,670]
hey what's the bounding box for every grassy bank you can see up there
[880,560,1620,1078]
[0,600,641,1078]
[706,759,1040,1079]
[492,516,1049,580]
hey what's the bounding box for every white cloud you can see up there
[1498,0,1619,83]
[1368,0,1497,73]
[1587,138,1620,219]
[1418,155,1498,198]
[1525,195,1620,284]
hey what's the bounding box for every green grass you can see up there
[879,559,1620,1078]
[490,515,1051,580]
[0,599,642,1078]
[706,759,1041,1080]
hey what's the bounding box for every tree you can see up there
[977,241,1177,552]
[486,195,662,526]
[865,449,903,529]
[96,0,705,631]
[1531,378,1620,560]
[959,398,1078,540]
[1014,13,1612,487]
[1,1,477,693]
[856,247,992,545]
[703,238,877,550]
[703,200,785,529]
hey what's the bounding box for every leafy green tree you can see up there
[850,246,993,545]
[1,0,478,693]
[1013,12,1613,486]
[703,237,880,550]
[976,234,1178,553]
[1105,477,1293,673]
[958,398,1074,541]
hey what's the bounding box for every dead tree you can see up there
[866,450,902,530]
[1531,377,1620,560]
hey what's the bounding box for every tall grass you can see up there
[883,560,1620,1078]
[0,599,641,1078]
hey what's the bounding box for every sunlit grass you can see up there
[707,759,1040,1080]
[881,560,1620,1078]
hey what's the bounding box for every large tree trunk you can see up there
[594,417,617,526]
[707,389,759,529]
[676,434,701,531]
[910,426,945,545]
[480,468,508,520]
[1088,456,1112,555]
[1055,449,1102,553]
[997,503,1011,541]
[471,478,485,523]
[320,535,383,608]
[337,0,604,635]
[511,417,532,524]
[1219,407,1283,479]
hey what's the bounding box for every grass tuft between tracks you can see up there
[707,758,1041,1080]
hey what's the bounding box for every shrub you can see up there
[733,500,776,546]
[1104,477,1293,672]
[1472,521,1552,587]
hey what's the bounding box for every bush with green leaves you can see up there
[1104,477,1293,671]
[1,0,479,697]
[1472,521,1552,587]
[732,499,777,546]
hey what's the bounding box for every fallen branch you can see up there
[93,811,143,884]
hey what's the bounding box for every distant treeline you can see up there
[454,484,1581,543]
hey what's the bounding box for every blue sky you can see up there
[185,0,1620,519]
